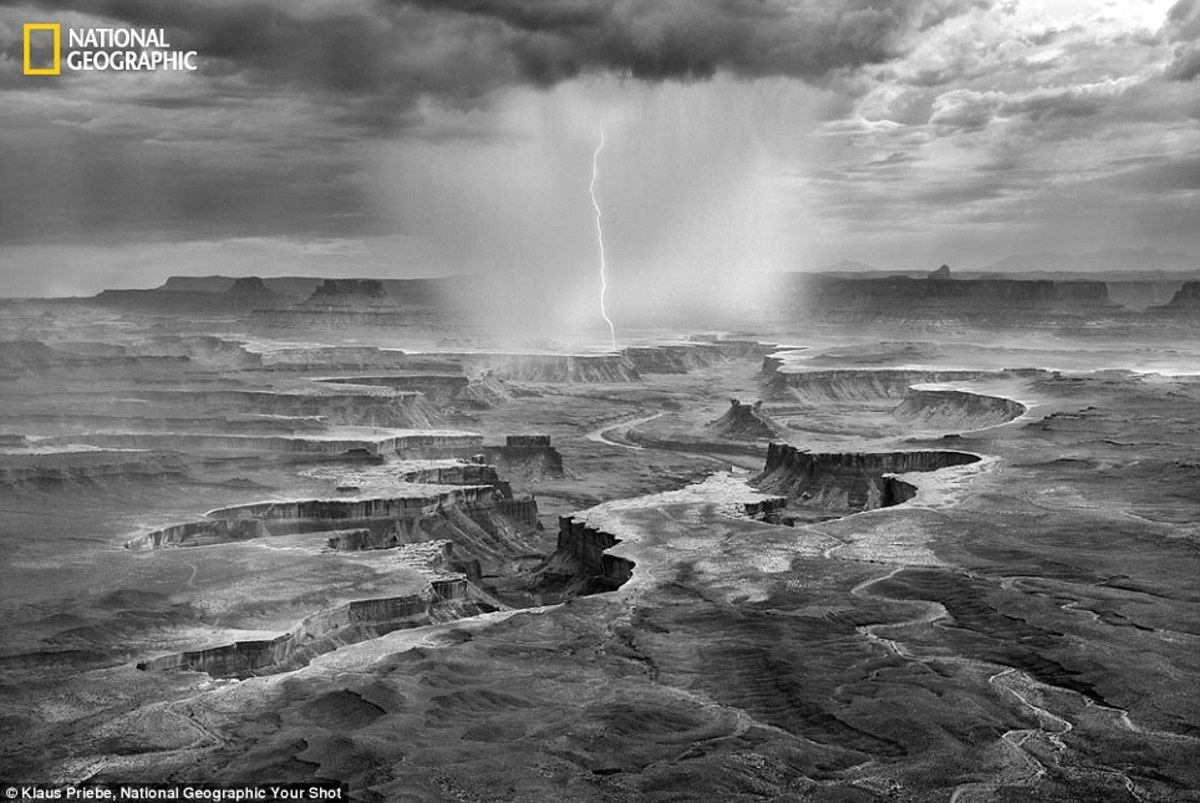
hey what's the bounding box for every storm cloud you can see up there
[2,0,1199,300]
[2,0,988,125]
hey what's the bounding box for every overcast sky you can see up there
[1,0,1199,298]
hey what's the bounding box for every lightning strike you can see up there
[590,128,618,352]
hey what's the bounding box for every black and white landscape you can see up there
[2,2,1200,801]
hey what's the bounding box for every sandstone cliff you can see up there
[623,343,725,374]
[1153,281,1200,314]
[549,516,634,594]
[893,389,1026,430]
[761,365,990,403]
[707,399,784,440]
[482,436,565,480]
[136,580,481,678]
[300,279,393,308]
[751,443,979,512]
[779,273,1122,328]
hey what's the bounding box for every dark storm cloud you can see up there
[1163,0,1200,80]
[400,0,988,83]
[3,0,990,119]
[0,0,992,247]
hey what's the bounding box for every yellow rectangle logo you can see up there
[23,23,61,75]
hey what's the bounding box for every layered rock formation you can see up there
[319,374,469,402]
[751,443,980,512]
[469,353,640,383]
[547,516,634,594]
[12,386,443,430]
[136,579,476,678]
[300,279,392,308]
[0,450,187,487]
[158,275,239,293]
[222,276,283,304]
[504,434,551,447]
[124,517,267,550]
[707,399,784,440]
[128,482,539,576]
[59,429,480,459]
[1153,281,1200,314]
[257,279,441,328]
[893,389,1026,430]
[0,335,264,376]
[129,336,264,370]
[1106,280,1185,311]
[205,486,496,524]
[780,273,1121,328]
[623,343,725,374]
[0,340,187,380]
[317,373,511,408]
[92,276,294,312]
[154,274,451,304]
[395,460,506,489]
[482,435,565,479]
[761,363,990,403]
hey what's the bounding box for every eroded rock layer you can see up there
[707,399,783,440]
[893,389,1026,430]
[751,443,980,511]
[546,516,634,595]
[761,364,990,403]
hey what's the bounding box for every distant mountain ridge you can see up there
[978,248,1199,275]
[817,249,1200,279]
[105,275,463,305]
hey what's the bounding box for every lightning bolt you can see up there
[590,128,618,352]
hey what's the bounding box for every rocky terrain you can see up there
[779,269,1200,333]
[707,399,785,440]
[1,284,1198,802]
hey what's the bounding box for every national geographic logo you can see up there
[22,23,59,75]
[23,23,199,75]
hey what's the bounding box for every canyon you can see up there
[0,273,1198,801]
